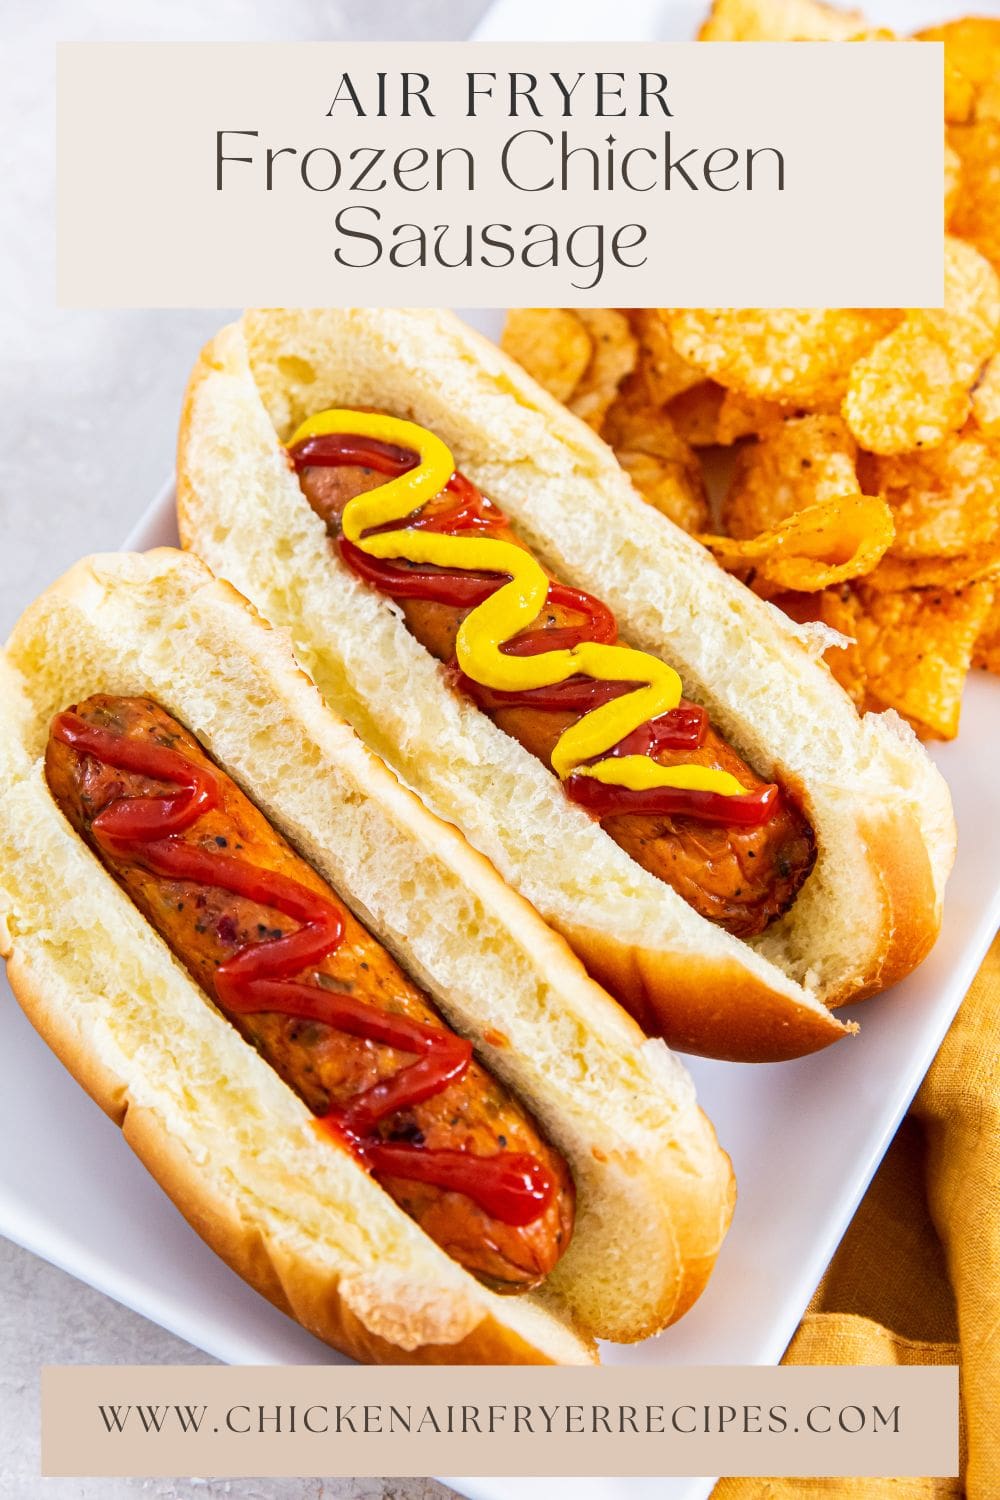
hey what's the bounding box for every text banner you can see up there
[42,1363,958,1477]
[57,41,942,307]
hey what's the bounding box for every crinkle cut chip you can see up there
[624,311,705,408]
[948,121,1000,275]
[664,308,899,408]
[861,432,1000,560]
[699,493,894,599]
[602,395,709,533]
[973,356,1000,436]
[842,239,1000,454]
[500,308,593,406]
[722,415,860,538]
[819,578,995,739]
[566,310,638,430]
[698,0,866,41]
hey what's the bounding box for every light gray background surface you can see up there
[1,2,490,1496]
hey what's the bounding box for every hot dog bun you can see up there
[0,549,734,1360]
[177,308,956,1063]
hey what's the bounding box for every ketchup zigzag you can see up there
[52,709,553,1226]
[289,411,779,829]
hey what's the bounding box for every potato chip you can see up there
[843,325,972,455]
[715,390,793,445]
[567,309,638,429]
[699,492,893,598]
[817,578,994,739]
[662,383,794,447]
[973,590,1000,673]
[972,355,1000,436]
[670,7,1000,743]
[602,396,710,532]
[945,140,963,223]
[664,307,898,407]
[856,545,1000,594]
[663,384,788,447]
[922,235,1000,369]
[948,120,1000,273]
[664,383,727,447]
[943,60,976,126]
[722,415,860,538]
[914,19,1000,98]
[698,0,865,41]
[978,75,1000,124]
[861,432,1000,560]
[842,238,1000,454]
[623,310,704,406]
[501,308,592,405]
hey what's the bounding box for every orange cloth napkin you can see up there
[713,931,1000,1499]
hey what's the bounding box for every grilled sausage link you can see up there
[298,461,816,938]
[45,695,575,1291]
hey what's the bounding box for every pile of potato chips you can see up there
[501,1,1000,741]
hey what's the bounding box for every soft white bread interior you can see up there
[177,308,955,1062]
[0,549,735,1359]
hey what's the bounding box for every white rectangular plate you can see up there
[3,8,994,1500]
[5,317,997,1500]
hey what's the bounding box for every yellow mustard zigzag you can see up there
[289,408,746,797]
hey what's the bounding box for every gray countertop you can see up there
[1,2,490,1496]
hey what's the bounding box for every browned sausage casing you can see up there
[45,695,575,1291]
[298,461,816,938]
